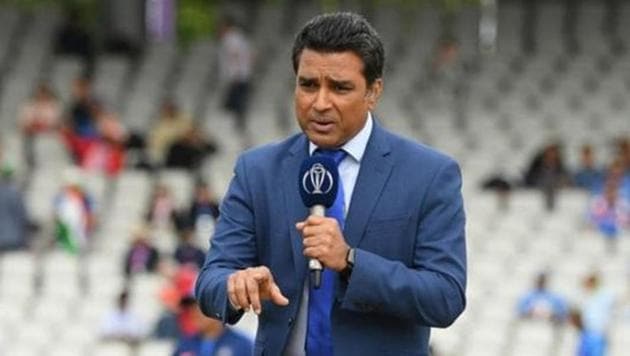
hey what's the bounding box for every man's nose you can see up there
[313,88,332,111]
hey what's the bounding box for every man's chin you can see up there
[305,133,342,149]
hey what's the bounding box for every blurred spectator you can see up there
[588,160,630,249]
[100,289,146,344]
[159,264,198,312]
[68,77,98,137]
[573,144,604,192]
[608,157,630,191]
[576,272,615,355]
[148,99,193,167]
[524,143,571,188]
[19,83,62,134]
[616,137,630,172]
[124,131,151,170]
[217,15,253,141]
[174,229,206,269]
[173,296,253,356]
[62,76,98,164]
[0,166,29,251]
[184,181,220,230]
[154,310,180,340]
[517,272,568,323]
[18,83,62,171]
[613,138,630,201]
[165,127,217,173]
[155,264,198,339]
[145,183,178,229]
[569,309,606,356]
[523,142,571,210]
[53,167,96,254]
[588,180,630,241]
[81,100,127,177]
[124,225,160,278]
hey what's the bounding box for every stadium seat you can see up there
[91,341,133,356]
[137,339,174,356]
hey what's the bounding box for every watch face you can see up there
[341,248,355,280]
[347,248,355,266]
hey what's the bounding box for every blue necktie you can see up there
[306,149,346,356]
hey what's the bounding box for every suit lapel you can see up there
[344,123,393,248]
[281,135,310,285]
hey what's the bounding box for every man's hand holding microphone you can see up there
[226,154,350,314]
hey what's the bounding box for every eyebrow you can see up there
[298,75,353,83]
[297,76,316,83]
[329,79,353,87]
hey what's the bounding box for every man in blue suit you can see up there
[196,12,466,356]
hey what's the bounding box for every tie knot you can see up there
[315,149,347,166]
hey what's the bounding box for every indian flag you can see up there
[54,190,89,254]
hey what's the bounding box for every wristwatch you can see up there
[341,248,355,280]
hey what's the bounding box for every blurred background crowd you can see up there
[0,0,629,355]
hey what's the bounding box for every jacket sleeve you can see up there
[195,155,258,324]
[340,159,467,327]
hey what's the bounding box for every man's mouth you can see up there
[310,120,335,133]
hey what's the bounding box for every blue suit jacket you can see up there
[196,122,467,356]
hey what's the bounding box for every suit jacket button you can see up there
[288,317,294,326]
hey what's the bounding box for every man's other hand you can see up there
[227,266,289,315]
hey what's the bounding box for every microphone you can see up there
[298,155,340,289]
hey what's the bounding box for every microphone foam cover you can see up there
[298,155,339,208]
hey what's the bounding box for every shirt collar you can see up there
[308,112,373,163]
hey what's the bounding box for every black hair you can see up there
[292,12,385,86]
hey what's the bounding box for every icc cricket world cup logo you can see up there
[302,163,334,194]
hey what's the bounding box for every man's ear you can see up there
[366,78,383,110]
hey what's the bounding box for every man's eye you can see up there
[300,81,316,88]
[333,85,350,92]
